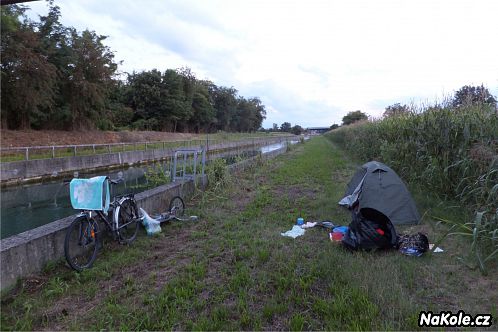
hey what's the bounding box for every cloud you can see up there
[25,0,498,129]
[241,79,343,127]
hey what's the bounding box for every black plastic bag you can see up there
[342,208,398,251]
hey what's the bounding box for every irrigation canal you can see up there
[1,140,297,239]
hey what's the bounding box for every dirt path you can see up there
[1,130,199,148]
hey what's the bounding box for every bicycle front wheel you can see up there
[114,197,140,244]
[64,216,99,271]
[169,196,185,217]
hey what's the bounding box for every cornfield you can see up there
[326,103,498,272]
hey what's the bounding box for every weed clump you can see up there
[206,158,231,189]
[144,162,171,186]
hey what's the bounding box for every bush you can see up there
[144,162,170,186]
[206,158,230,188]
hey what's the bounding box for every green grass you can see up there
[1,137,496,330]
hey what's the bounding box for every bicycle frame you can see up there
[77,193,137,239]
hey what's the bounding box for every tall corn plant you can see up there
[326,103,498,273]
[434,210,497,275]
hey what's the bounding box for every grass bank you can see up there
[326,104,497,273]
[1,137,496,330]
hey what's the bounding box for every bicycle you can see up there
[64,175,140,271]
[140,196,198,234]
[159,196,186,221]
[141,195,196,223]
[157,196,200,222]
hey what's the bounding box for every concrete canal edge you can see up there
[0,144,289,291]
[0,136,294,186]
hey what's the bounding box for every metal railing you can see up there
[0,135,296,162]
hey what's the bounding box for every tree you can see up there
[106,81,133,129]
[234,97,265,132]
[452,85,497,108]
[1,5,57,129]
[342,110,367,125]
[280,122,291,132]
[0,1,272,133]
[272,123,279,131]
[291,125,303,135]
[65,29,118,130]
[162,69,190,132]
[126,69,164,130]
[188,81,215,133]
[383,103,409,117]
[330,124,339,130]
[249,97,266,131]
[208,85,238,132]
[36,1,74,129]
[176,66,197,131]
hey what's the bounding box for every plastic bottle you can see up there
[297,217,304,226]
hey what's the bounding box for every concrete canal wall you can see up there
[0,144,289,291]
[0,137,293,185]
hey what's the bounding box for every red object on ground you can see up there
[376,229,385,236]
[331,232,344,241]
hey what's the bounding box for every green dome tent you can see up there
[339,161,420,225]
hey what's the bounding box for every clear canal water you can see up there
[1,141,297,239]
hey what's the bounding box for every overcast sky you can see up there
[26,0,498,128]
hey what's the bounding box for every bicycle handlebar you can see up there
[110,178,124,185]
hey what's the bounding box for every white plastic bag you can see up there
[140,208,162,235]
[281,225,306,238]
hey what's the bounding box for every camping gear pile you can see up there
[338,161,424,253]
[279,220,347,239]
[280,162,432,256]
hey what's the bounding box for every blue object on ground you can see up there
[399,247,424,257]
[332,226,349,234]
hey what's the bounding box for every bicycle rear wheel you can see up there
[169,196,185,217]
[114,197,140,244]
[64,216,99,271]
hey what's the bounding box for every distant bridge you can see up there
[306,127,329,135]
